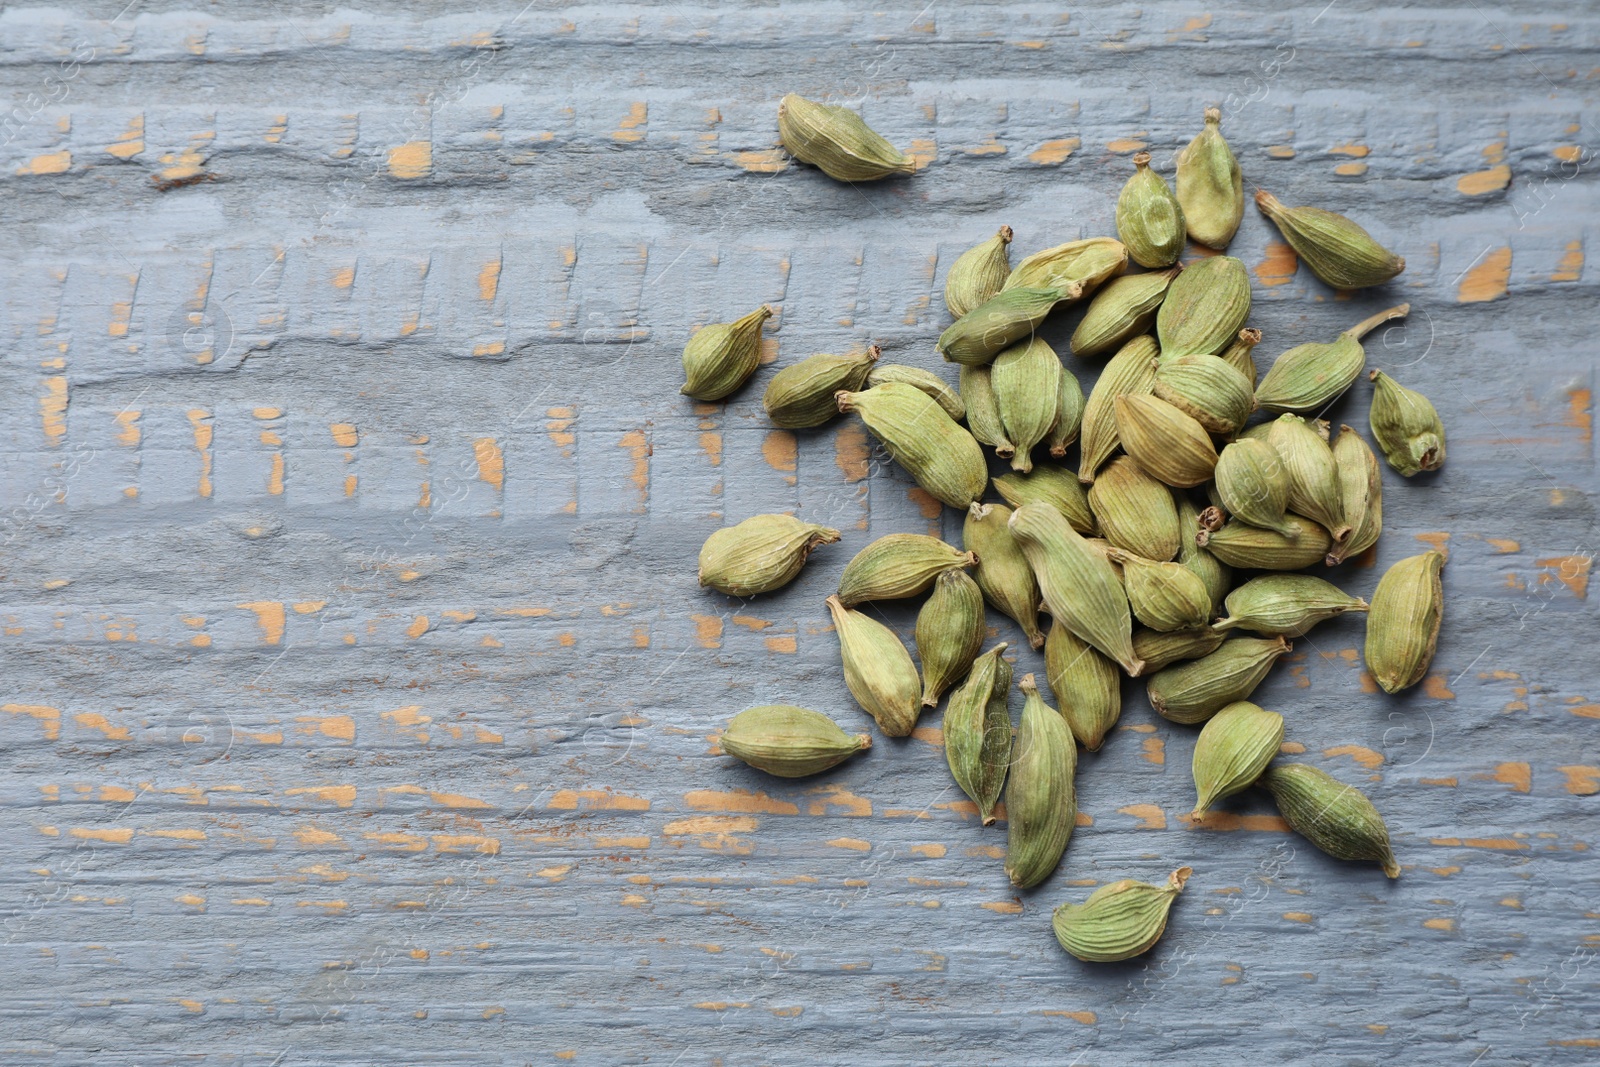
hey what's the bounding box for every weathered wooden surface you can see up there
[1,2,1596,1063]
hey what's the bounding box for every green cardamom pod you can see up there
[1069,269,1179,358]
[777,93,914,182]
[1328,425,1383,565]
[944,642,1014,825]
[1263,763,1400,878]
[763,345,879,428]
[916,569,987,707]
[1107,548,1213,633]
[1146,635,1291,724]
[1176,493,1232,609]
[1255,190,1406,290]
[1176,107,1243,249]
[1116,152,1186,269]
[1003,237,1128,297]
[837,532,976,607]
[836,383,988,507]
[1045,619,1122,751]
[1191,701,1284,816]
[1052,867,1191,962]
[1256,304,1409,414]
[1368,369,1446,477]
[1009,503,1143,676]
[1195,513,1333,570]
[1212,437,1295,536]
[1047,367,1086,457]
[1364,550,1445,694]
[1133,625,1227,674]
[1005,673,1078,889]
[937,285,1069,367]
[826,594,923,737]
[698,514,841,596]
[1088,455,1181,562]
[1156,254,1251,356]
[721,705,871,778]
[1214,574,1369,637]
[992,464,1097,536]
[959,364,1014,453]
[1078,334,1160,483]
[965,502,1046,650]
[991,336,1064,473]
[866,363,965,421]
[1220,327,1263,385]
[1268,414,1351,544]
[1113,393,1219,488]
[1153,352,1257,435]
[945,225,1014,317]
[681,305,773,401]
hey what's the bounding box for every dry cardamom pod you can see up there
[1215,574,1369,637]
[1196,513,1333,570]
[721,705,871,778]
[1045,618,1122,751]
[1191,701,1284,816]
[1368,369,1446,477]
[944,643,1014,825]
[1048,366,1086,457]
[1268,414,1351,544]
[1107,547,1213,633]
[1176,107,1243,249]
[826,594,923,737]
[1146,635,1291,724]
[992,336,1064,472]
[1255,190,1406,290]
[1328,425,1383,565]
[836,383,988,507]
[1256,304,1409,414]
[1176,493,1232,609]
[1088,455,1181,561]
[1212,437,1295,536]
[1156,254,1251,356]
[1113,393,1219,488]
[965,502,1046,650]
[1005,674,1078,889]
[993,464,1097,536]
[1070,269,1178,358]
[865,363,965,421]
[777,93,914,182]
[1220,327,1263,385]
[1009,503,1144,676]
[681,305,773,401]
[764,345,879,428]
[1365,550,1445,694]
[937,285,1070,366]
[1052,867,1191,962]
[699,514,841,596]
[837,532,976,606]
[946,225,1014,317]
[1003,237,1128,297]
[1153,352,1257,435]
[916,569,987,707]
[1263,763,1400,878]
[1116,153,1186,269]
[958,364,1014,453]
[1078,334,1160,483]
[1133,625,1227,674]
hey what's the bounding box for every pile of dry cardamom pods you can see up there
[689,95,1446,963]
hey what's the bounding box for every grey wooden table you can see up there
[1,2,1596,1064]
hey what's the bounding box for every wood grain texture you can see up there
[1,2,1597,1063]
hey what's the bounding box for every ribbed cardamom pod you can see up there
[1009,503,1143,676]
[1368,369,1446,477]
[958,364,1014,452]
[1088,456,1181,562]
[836,383,988,507]
[1212,437,1295,536]
[1070,269,1179,358]
[965,502,1046,649]
[944,643,1014,825]
[1176,493,1232,609]
[721,705,871,778]
[866,363,965,421]
[681,305,773,401]
[1052,867,1191,962]
[1263,763,1400,878]
[763,345,879,428]
[1268,414,1350,544]
[1196,513,1333,570]
[1220,327,1263,385]
[1176,107,1244,249]
[1191,701,1284,816]
[1045,619,1122,751]
[1328,425,1383,565]
[1365,550,1445,694]
[1047,367,1086,457]
[1133,625,1227,674]
[1116,153,1186,269]
[777,93,914,182]
[699,514,841,596]
[992,336,1064,473]
[937,285,1069,366]
[916,569,987,707]
[1156,254,1251,357]
[945,225,1014,317]
[1256,304,1410,414]
[1146,635,1291,724]
[826,594,923,737]
[1107,548,1213,633]
[1003,237,1128,298]
[1078,335,1160,483]
[993,464,1097,536]
[1215,574,1369,637]
[837,532,976,607]
[1005,674,1078,889]
[1255,190,1406,290]
[1153,352,1257,435]
[1113,393,1219,489]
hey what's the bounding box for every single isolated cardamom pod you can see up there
[965,502,1046,649]
[777,93,914,182]
[1009,503,1144,676]
[1153,352,1258,435]
[826,594,923,737]
[1113,393,1219,488]
[1196,513,1334,570]
[1255,304,1410,414]
[1078,334,1160,483]
[1176,107,1244,249]
[944,643,1014,825]
[699,514,841,596]
[1365,550,1445,694]
[1047,365,1087,457]
[866,363,965,421]
[1070,269,1179,358]
[1268,414,1351,544]
[1005,674,1078,890]
[993,464,1097,536]
[1215,574,1369,637]
[991,336,1064,472]
[836,532,976,606]
[1045,618,1122,751]
[836,383,988,507]
[1263,763,1400,878]
[1220,327,1263,384]
[916,569,987,707]
[681,305,773,401]
[1146,635,1292,724]
[1212,437,1295,536]
[1088,455,1181,562]
[937,285,1070,367]
[1133,625,1227,674]
[1191,701,1284,816]
[1255,190,1406,290]
[1328,425,1384,565]
[1177,493,1233,609]
[1052,867,1191,963]
[1116,153,1186,269]
[763,345,879,428]
[959,364,1014,453]
[1368,369,1447,477]
[1003,237,1128,297]
[946,225,1014,317]
[1107,547,1214,633]
[1156,254,1252,356]
[721,705,871,778]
